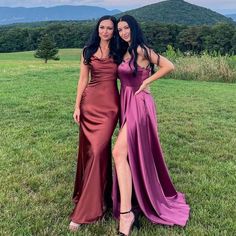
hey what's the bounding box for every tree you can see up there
[204,23,235,55]
[177,26,204,53]
[34,34,59,63]
[231,32,236,54]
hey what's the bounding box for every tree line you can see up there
[0,21,235,55]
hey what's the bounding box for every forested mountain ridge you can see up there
[0,1,234,26]
[115,0,234,25]
[0,5,121,25]
[0,1,235,54]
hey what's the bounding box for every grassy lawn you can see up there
[0,49,235,235]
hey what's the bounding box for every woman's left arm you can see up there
[135,50,174,95]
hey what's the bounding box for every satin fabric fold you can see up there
[70,56,119,224]
[112,60,190,227]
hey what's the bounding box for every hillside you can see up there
[0,5,121,25]
[116,0,234,25]
[227,14,236,21]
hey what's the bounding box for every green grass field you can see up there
[0,49,235,236]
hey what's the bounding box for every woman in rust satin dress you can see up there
[69,16,119,231]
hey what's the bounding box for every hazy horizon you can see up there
[0,0,235,14]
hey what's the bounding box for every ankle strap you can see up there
[120,209,132,214]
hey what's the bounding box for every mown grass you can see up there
[0,49,236,236]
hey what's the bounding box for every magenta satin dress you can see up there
[112,59,190,227]
[70,56,119,224]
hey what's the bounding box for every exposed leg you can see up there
[113,123,134,235]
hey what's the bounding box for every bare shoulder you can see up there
[137,46,144,55]
[137,45,152,59]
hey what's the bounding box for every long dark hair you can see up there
[117,15,155,76]
[83,15,118,64]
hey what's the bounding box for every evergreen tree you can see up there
[34,34,59,63]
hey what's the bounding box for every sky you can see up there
[0,0,235,14]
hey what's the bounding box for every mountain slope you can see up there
[226,14,236,21]
[116,0,233,25]
[0,5,121,25]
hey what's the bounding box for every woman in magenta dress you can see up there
[112,15,190,235]
[69,15,119,231]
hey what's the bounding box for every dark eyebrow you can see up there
[100,25,113,28]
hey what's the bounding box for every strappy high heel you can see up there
[118,209,140,236]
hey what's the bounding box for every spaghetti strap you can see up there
[112,57,190,227]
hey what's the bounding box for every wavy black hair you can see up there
[117,15,157,76]
[83,15,119,64]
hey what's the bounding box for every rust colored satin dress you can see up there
[70,56,119,224]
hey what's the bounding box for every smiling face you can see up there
[98,19,114,41]
[117,21,131,43]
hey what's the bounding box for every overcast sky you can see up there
[0,0,235,14]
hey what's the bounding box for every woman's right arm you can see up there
[73,53,90,124]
